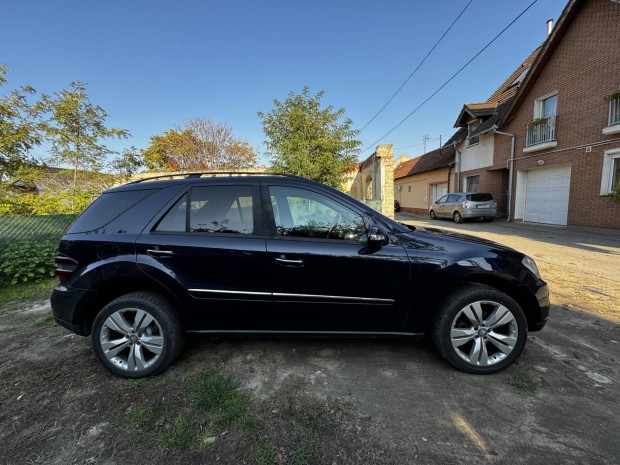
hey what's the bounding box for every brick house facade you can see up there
[453,0,620,228]
[499,0,620,228]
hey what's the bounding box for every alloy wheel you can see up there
[99,308,164,372]
[450,300,518,367]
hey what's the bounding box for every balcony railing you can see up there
[526,115,557,147]
[609,97,620,126]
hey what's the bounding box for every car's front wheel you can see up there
[431,285,527,374]
[92,291,184,378]
[430,210,437,220]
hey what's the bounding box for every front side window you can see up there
[155,185,254,235]
[269,186,365,241]
[465,175,480,193]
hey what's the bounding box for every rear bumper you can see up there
[462,209,497,219]
[50,284,92,336]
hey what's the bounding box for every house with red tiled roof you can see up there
[450,0,620,227]
[450,45,543,217]
[394,145,456,213]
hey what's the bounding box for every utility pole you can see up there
[423,134,431,153]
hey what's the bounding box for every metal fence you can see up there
[526,114,557,147]
[609,97,620,127]
[0,214,78,262]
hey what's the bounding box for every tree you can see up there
[141,118,257,171]
[109,146,144,179]
[258,87,362,188]
[42,81,129,187]
[0,65,45,178]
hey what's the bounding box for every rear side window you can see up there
[69,189,155,233]
[155,185,254,235]
[466,193,493,202]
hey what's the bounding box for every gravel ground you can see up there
[1,219,619,465]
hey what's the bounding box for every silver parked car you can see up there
[429,192,497,223]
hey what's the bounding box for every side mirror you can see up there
[368,226,387,246]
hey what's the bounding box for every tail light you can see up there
[462,201,470,208]
[55,255,78,283]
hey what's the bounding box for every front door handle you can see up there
[147,248,174,257]
[275,257,304,268]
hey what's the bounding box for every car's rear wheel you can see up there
[431,285,527,374]
[430,210,437,220]
[453,211,463,223]
[92,291,184,378]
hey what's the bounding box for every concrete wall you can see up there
[344,144,395,218]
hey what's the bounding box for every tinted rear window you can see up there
[466,193,493,202]
[69,189,155,233]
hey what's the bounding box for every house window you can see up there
[609,95,620,126]
[601,148,620,195]
[527,93,558,146]
[465,175,479,193]
[408,185,411,193]
[468,120,480,146]
[535,94,557,118]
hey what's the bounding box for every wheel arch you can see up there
[74,277,183,336]
[439,277,541,332]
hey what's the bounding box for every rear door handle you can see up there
[275,257,304,268]
[147,248,174,257]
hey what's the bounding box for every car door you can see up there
[135,183,272,331]
[263,183,411,332]
[434,194,448,217]
[444,193,461,216]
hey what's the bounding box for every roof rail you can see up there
[127,171,301,184]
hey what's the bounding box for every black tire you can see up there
[453,211,463,223]
[431,285,528,374]
[92,291,185,378]
[429,210,437,220]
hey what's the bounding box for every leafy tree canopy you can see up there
[142,118,257,172]
[258,87,361,188]
[0,65,45,178]
[42,81,129,186]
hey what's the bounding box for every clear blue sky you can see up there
[1,0,567,166]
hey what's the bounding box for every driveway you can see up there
[1,220,619,465]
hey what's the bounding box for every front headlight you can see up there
[522,255,541,280]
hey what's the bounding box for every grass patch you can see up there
[156,414,200,452]
[190,372,251,429]
[0,278,56,313]
[255,441,278,465]
[504,372,539,395]
[289,436,318,465]
[112,405,158,432]
[32,312,56,328]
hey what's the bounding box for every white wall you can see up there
[458,133,494,172]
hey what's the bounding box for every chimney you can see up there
[546,19,554,36]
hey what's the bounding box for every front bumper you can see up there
[531,283,550,331]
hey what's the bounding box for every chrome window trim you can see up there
[188,288,394,303]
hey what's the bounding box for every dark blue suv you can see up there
[51,173,549,378]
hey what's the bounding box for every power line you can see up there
[361,0,540,154]
[396,136,441,150]
[360,0,473,131]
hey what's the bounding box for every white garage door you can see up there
[524,165,571,225]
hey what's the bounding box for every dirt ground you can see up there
[1,220,619,465]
